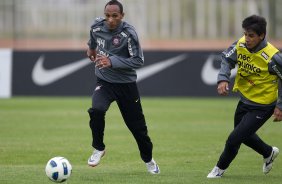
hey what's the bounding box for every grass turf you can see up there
[0,97,281,184]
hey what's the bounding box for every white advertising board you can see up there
[0,49,12,98]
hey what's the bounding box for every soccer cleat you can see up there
[207,166,225,178]
[146,158,160,174]
[88,149,105,167]
[263,147,279,174]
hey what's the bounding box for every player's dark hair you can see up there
[242,15,267,36]
[105,0,123,14]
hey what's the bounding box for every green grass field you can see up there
[0,97,281,184]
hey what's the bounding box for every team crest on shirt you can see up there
[112,35,121,46]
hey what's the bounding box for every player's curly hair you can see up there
[105,0,123,14]
[242,15,267,36]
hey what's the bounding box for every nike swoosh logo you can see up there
[136,54,188,82]
[32,56,91,86]
[154,165,160,174]
[265,151,274,167]
[32,54,187,86]
[256,115,263,119]
[201,54,237,85]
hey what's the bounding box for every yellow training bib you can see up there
[233,36,279,104]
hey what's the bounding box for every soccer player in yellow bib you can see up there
[207,15,282,178]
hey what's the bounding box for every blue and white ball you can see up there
[45,157,72,183]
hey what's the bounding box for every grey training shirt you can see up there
[88,18,144,83]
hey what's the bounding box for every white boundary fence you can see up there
[0,0,281,41]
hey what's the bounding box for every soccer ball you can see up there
[45,157,72,183]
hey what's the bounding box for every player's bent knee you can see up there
[87,107,106,119]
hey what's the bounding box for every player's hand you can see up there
[87,48,96,61]
[273,107,282,122]
[95,54,112,69]
[217,81,229,96]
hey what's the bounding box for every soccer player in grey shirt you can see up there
[86,0,160,174]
